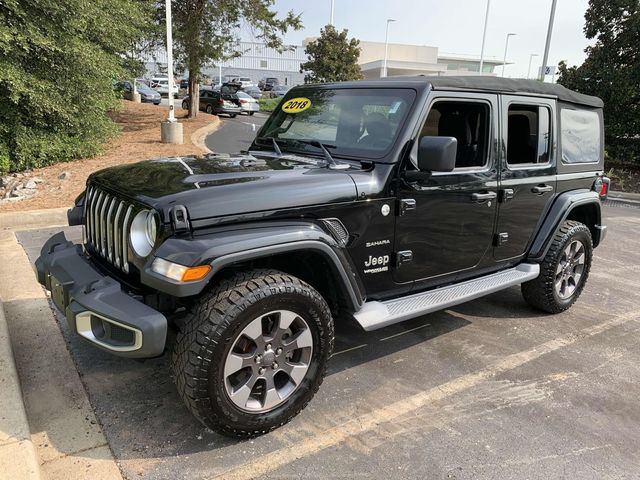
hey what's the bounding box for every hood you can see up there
[88,153,359,221]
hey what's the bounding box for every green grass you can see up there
[258,97,281,112]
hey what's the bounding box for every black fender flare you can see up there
[141,222,365,311]
[528,189,603,262]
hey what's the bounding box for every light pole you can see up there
[383,19,396,78]
[479,0,491,73]
[527,53,539,79]
[501,33,517,77]
[540,0,558,81]
[161,0,183,144]
[330,0,334,25]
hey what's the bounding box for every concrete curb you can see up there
[0,207,69,230]
[606,190,640,207]
[191,115,222,154]
[0,229,123,479]
[0,302,41,480]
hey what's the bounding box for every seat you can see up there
[507,114,536,164]
[438,111,475,167]
[358,112,392,149]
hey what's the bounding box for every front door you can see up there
[394,92,499,285]
[494,96,557,261]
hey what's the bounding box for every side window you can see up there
[419,101,490,169]
[560,108,600,164]
[507,104,551,165]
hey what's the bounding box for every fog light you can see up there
[151,258,211,282]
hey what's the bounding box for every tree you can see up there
[169,1,302,118]
[301,25,363,84]
[557,0,640,165]
[0,0,153,173]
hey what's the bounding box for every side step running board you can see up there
[354,263,540,331]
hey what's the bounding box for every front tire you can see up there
[522,220,593,313]
[172,270,334,437]
[206,104,213,114]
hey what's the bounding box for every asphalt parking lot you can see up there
[12,202,640,480]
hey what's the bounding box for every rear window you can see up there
[560,108,601,164]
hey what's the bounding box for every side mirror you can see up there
[416,136,458,172]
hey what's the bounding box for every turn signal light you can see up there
[151,258,212,282]
[181,265,212,282]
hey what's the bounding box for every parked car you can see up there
[272,85,290,97]
[236,91,259,115]
[150,77,178,98]
[37,76,609,439]
[114,81,161,105]
[259,77,279,91]
[180,78,189,89]
[181,88,241,117]
[244,86,262,100]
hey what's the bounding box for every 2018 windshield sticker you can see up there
[282,97,312,113]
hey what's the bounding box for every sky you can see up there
[247,0,594,79]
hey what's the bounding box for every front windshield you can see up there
[257,88,416,159]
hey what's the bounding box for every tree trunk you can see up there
[188,70,199,119]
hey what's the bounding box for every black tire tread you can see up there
[171,269,333,438]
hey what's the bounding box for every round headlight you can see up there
[130,210,158,257]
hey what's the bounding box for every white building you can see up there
[142,39,505,86]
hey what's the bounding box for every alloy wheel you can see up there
[555,239,586,300]
[223,310,313,413]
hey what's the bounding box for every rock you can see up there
[10,188,24,198]
[59,171,71,180]
[0,176,11,188]
[32,177,44,184]
[13,182,24,190]
[25,179,38,189]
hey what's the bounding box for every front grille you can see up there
[84,185,135,273]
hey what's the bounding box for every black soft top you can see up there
[316,75,603,108]
[424,76,603,108]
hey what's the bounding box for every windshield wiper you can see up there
[290,140,350,170]
[255,136,283,156]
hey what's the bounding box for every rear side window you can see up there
[560,109,601,164]
[507,105,551,165]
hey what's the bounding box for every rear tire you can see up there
[181,101,188,110]
[522,220,592,313]
[172,269,334,438]
[229,113,237,118]
[206,104,213,114]
[249,111,255,116]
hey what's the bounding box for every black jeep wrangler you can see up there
[36,76,609,437]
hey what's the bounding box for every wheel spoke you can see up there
[241,317,264,342]
[262,375,281,410]
[279,310,298,331]
[284,328,313,352]
[282,361,308,385]
[229,380,256,409]
[224,353,253,378]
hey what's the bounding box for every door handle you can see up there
[532,184,553,194]
[471,191,497,202]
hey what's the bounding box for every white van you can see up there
[150,77,179,98]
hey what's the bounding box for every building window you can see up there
[260,60,267,68]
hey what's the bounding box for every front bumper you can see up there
[35,232,167,358]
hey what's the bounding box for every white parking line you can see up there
[214,308,640,480]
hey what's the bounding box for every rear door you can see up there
[494,96,557,261]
